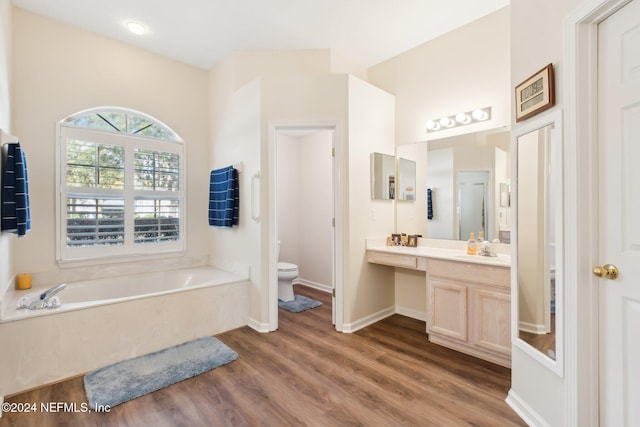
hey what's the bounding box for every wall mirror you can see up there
[513,110,564,376]
[395,128,510,241]
[371,152,396,200]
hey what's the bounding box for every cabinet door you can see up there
[428,278,467,341]
[472,288,511,355]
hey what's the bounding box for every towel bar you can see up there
[251,172,261,223]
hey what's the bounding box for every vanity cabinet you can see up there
[426,259,511,367]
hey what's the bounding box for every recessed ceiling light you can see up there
[126,21,147,36]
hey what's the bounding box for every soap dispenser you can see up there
[467,232,477,255]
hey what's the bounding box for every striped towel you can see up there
[1,142,31,236]
[208,166,239,227]
[427,188,433,221]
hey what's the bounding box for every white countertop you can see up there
[366,237,512,268]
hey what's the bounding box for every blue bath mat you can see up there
[83,336,237,410]
[278,295,322,313]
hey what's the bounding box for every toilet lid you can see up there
[278,262,298,272]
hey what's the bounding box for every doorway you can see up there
[458,170,490,241]
[268,123,342,331]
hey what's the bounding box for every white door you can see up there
[458,171,489,240]
[598,1,640,425]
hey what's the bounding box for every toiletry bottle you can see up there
[467,232,477,255]
[477,231,484,242]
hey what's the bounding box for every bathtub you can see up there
[1,266,248,322]
[0,265,250,401]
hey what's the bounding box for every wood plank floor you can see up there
[1,286,525,426]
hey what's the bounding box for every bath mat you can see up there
[278,295,322,313]
[83,336,237,410]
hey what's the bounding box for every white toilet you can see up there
[277,241,299,302]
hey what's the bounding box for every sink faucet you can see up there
[479,242,497,257]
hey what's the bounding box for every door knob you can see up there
[592,264,619,280]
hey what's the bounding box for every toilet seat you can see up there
[278,262,298,273]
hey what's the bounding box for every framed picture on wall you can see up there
[515,63,555,122]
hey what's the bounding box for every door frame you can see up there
[267,120,344,332]
[564,0,633,424]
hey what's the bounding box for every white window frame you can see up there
[56,114,185,264]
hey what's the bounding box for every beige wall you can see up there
[346,76,396,325]
[367,8,511,317]
[509,1,584,426]
[208,65,397,329]
[10,8,210,278]
[0,0,12,297]
[368,7,511,145]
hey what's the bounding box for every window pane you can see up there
[65,111,178,141]
[134,199,179,243]
[66,139,124,189]
[66,197,125,246]
[134,149,180,191]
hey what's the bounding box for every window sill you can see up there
[57,249,186,269]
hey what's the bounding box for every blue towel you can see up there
[1,142,31,236]
[208,166,239,227]
[427,188,433,221]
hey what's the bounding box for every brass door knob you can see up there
[593,264,619,280]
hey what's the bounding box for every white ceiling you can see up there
[11,0,509,70]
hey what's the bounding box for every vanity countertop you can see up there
[366,238,511,268]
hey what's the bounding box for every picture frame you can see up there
[391,234,402,246]
[407,235,418,247]
[515,63,555,122]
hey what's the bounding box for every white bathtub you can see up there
[0,265,250,401]
[1,266,247,322]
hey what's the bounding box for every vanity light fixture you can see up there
[425,107,492,133]
[126,21,148,36]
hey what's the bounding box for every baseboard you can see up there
[395,306,427,322]
[518,320,548,334]
[294,279,332,293]
[341,306,395,333]
[506,389,551,427]
[248,317,271,333]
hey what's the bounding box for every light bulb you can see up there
[439,117,451,127]
[426,120,436,130]
[472,109,488,121]
[455,113,470,124]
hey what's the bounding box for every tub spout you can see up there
[39,283,67,301]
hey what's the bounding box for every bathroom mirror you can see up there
[513,110,563,376]
[371,152,396,200]
[397,158,416,201]
[395,128,510,240]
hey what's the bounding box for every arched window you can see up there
[56,107,185,262]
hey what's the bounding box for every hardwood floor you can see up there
[1,286,525,426]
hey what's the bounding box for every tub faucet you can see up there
[16,283,67,310]
[40,283,67,301]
